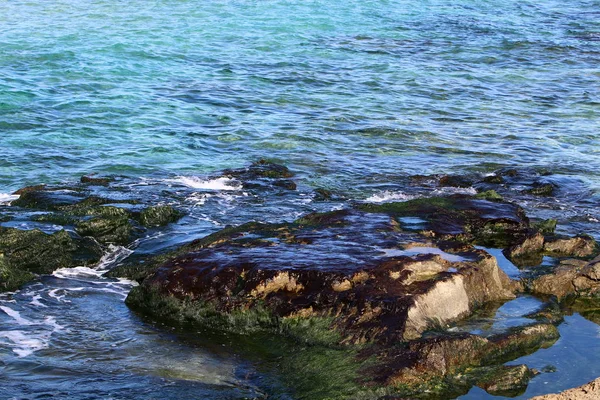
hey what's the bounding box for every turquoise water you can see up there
[2,1,600,399]
[1,0,600,192]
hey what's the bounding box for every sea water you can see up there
[1,0,600,398]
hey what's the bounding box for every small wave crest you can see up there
[0,305,64,357]
[171,176,242,191]
[0,193,19,205]
[365,191,417,203]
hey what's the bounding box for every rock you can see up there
[530,256,600,300]
[223,159,296,191]
[482,174,505,184]
[504,233,545,267]
[80,174,113,186]
[504,233,597,268]
[76,214,132,245]
[13,184,46,195]
[533,219,557,235]
[357,195,531,248]
[136,205,182,227]
[0,253,35,292]
[475,364,534,396]
[0,227,102,291]
[314,188,333,201]
[11,185,139,215]
[524,182,556,196]
[126,207,518,347]
[439,175,474,188]
[544,235,597,258]
[379,323,557,396]
[475,190,503,201]
[530,376,600,400]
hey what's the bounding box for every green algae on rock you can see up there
[135,205,182,227]
[0,227,102,292]
[123,196,574,398]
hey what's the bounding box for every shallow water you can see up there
[1,0,600,398]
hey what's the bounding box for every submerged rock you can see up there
[368,324,556,398]
[474,364,534,396]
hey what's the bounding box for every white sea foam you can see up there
[433,187,477,196]
[0,306,35,326]
[53,245,133,280]
[96,244,134,271]
[0,315,63,357]
[365,191,417,203]
[171,176,242,191]
[30,295,46,308]
[53,267,105,279]
[0,330,49,357]
[0,193,19,205]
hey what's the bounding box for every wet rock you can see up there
[0,253,35,292]
[126,207,519,347]
[30,212,77,226]
[503,233,545,267]
[223,159,296,191]
[13,184,46,195]
[381,323,557,396]
[530,256,600,300]
[533,219,557,235]
[0,227,102,291]
[314,188,334,201]
[438,175,474,188]
[530,376,600,400]
[524,182,556,196]
[475,364,534,396]
[76,214,132,245]
[482,174,505,184]
[474,189,503,201]
[136,205,182,227]
[543,235,597,258]
[504,233,597,268]
[357,195,530,248]
[80,174,113,186]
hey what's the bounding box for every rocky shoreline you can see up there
[2,161,600,399]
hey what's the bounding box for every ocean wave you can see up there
[170,176,242,191]
[365,191,417,203]
[0,193,19,205]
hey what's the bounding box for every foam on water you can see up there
[171,176,242,191]
[0,305,36,326]
[0,330,49,357]
[0,193,19,204]
[365,191,417,203]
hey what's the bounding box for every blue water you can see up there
[1,1,600,398]
[1,0,600,192]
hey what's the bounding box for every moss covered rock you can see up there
[136,205,182,227]
[0,227,102,291]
